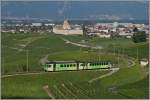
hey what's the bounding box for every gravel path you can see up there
[61,38,103,49]
[43,85,55,99]
[39,54,49,65]
[88,68,120,83]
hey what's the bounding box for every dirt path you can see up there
[61,38,103,49]
[88,68,120,83]
[88,57,135,83]
[1,72,48,78]
[127,57,136,67]
[39,54,49,65]
[43,85,55,99]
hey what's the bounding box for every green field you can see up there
[1,32,149,99]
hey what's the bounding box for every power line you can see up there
[113,44,116,56]
[2,58,5,74]
[136,48,139,61]
[26,49,29,72]
[117,49,119,67]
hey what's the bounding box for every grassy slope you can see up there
[2,63,147,99]
[1,33,149,99]
[2,70,109,99]
[118,75,149,99]
[60,35,149,59]
[1,33,81,73]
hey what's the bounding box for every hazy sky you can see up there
[1,1,149,20]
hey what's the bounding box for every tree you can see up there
[49,25,53,33]
[82,25,87,37]
[132,31,147,43]
[133,27,139,32]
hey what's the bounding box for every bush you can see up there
[4,69,8,74]
[22,65,27,72]
[132,31,147,43]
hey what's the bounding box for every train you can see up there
[43,60,112,72]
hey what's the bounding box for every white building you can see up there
[63,20,71,30]
[140,59,149,66]
[99,29,109,33]
[53,20,83,35]
[45,23,55,26]
[31,23,42,26]
[97,33,111,38]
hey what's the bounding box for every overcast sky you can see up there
[1,1,149,21]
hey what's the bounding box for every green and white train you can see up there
[43,61,112,71]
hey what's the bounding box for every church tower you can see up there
[63,20,71,30]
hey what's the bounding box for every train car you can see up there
[43,60,112,72]
[43,61,54,71]
[78,61,112,70]
[89,61,112,69]
[78,61,88,70]
[43,61,78,71]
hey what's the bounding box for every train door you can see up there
[108,62,112,68]
[47,64,54,71]
[83,63,88,69]
[79,63,84,70]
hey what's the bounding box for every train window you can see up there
[103,62,105,65]
[70,64,72,67]
[64,64,66,67]
[105,62,108,65]
[73,64,76,66]
[60,64,63,67]
[104,62,106,65]
[99,62,101,65]
[81,64,85,66]
[67,64,69,67]
[49,65,51,67]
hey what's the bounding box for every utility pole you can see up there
[2,58,4,74]
[118,49,119,67]
[99,49,101,61]
[114,44,116,56]
[26,49,29,72]
[122,48,124,58]
[80,47,82,51]
[136,48,139,61]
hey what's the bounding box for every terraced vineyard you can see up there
[1,32,149,99]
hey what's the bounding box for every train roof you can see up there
[46,60,111,64]
[46,61,76,64]
[77,60,111,63]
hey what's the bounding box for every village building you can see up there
[53,20,83,35]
